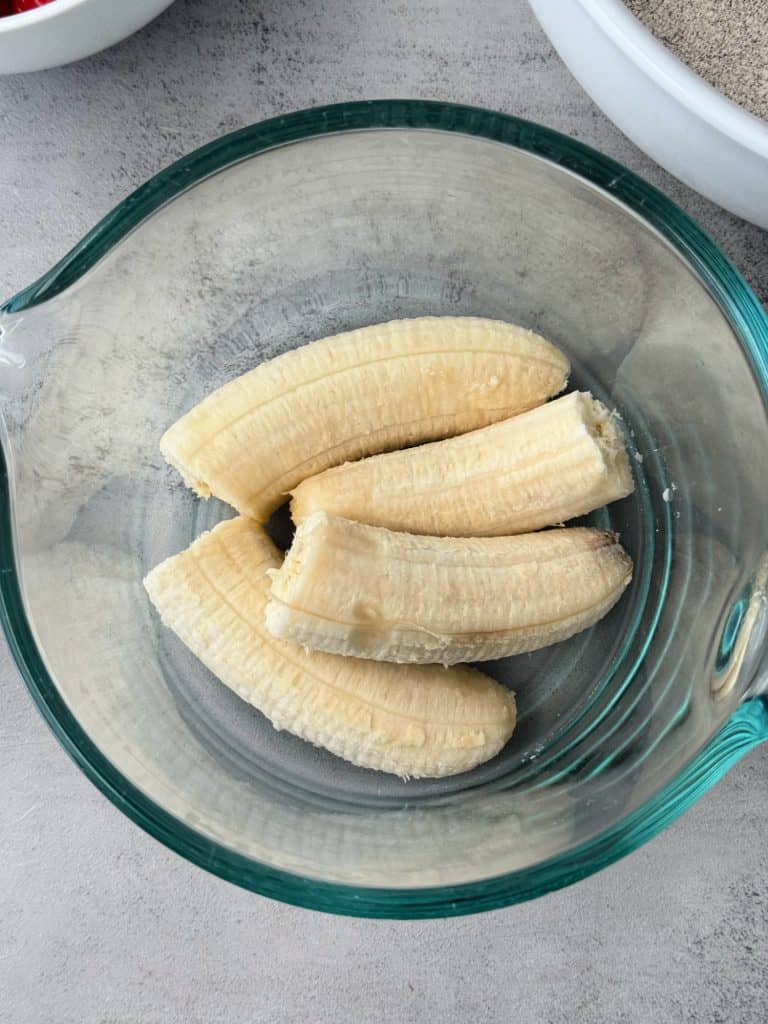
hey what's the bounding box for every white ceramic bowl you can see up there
[529,0,768,228]
[0,0,176,73]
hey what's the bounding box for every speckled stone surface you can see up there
[1,2,767,1022]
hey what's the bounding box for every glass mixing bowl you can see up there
[2,100,767,918]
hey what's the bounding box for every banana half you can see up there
[291,391,634,536]
[144,518,517,778]
[160,317,569,522]
[266,513,633,665]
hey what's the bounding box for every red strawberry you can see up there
[12,0,57,11]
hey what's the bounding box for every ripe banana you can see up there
[266,513,633,665]
[160,317,569,522]
[144,517,517,778]
[291,391,633,536]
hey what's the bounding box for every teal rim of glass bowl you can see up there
[2,99,768,918]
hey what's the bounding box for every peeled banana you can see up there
[160,317,569,522]
[291,391,633,536]
[266,513,633,665]
[144,517,517,778]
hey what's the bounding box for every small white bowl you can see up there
[0,0,176,73]
[529,0,768,228]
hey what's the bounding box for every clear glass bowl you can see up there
[2,100,767,918]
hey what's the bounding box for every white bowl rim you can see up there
[0,0,172,33]
[578,0,768,157]
[0,0,91,30]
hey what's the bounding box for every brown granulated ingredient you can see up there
[625,0,768,123]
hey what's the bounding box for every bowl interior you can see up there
[2,116,767,906]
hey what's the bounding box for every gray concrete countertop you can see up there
[1,2,767,1021]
